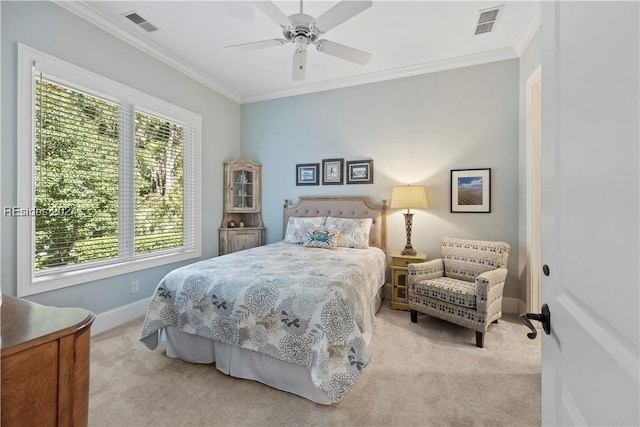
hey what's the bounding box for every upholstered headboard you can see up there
[283,196,387,252]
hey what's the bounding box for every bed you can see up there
[140,196,388,404]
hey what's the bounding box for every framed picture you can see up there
[322,158,344,185]
[346,160,373,184]
[296,163,319,186]
[450,168,491,213]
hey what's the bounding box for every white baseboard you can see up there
[92,297,151,336]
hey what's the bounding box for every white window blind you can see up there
[34,76,121,270]
[17,44,201,296]
[133,110,193,254]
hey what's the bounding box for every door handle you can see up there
[520,303,551,339]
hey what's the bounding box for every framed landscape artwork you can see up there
[450,168,491,213]
[296,163,319,186]
[346,160,373,184]
[322,158,344,185]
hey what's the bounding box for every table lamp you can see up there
[390,185,428,256]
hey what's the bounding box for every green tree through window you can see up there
[34,78,186,270]
[35,79,119,269]
[135,111,184,252]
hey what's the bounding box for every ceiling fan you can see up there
[225,0,373,81]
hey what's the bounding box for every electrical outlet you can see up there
[130,280,139,294]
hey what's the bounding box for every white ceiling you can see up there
[59,1,540,103]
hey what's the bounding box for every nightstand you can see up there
[390,251,427,311]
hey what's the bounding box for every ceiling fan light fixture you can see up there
[294,35,309,53]
[294,51,306,70]
[292,49,307,80]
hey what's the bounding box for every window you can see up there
[17,44,201,296]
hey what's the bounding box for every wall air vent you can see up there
[474,5,503,35]
[123,11,158,32]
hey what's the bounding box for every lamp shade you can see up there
[390,185,428,209]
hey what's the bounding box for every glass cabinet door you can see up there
[226,160,261,214]
[231,169,254,209]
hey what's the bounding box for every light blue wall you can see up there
[0,1,241,312]
[242,60,521,298]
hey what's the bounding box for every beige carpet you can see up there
[89,303,541,427]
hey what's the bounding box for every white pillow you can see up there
[283,217,327,244]
[325,217,373,249]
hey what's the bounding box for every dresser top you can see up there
[1,295,95,354]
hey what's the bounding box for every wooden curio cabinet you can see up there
[219,158,265,255]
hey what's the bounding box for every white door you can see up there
[540,2,639,425]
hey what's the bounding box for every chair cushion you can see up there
[412,277,477,309]
[441,237,510,282]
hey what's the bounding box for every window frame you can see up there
[17,44,202,297]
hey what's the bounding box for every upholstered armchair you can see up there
[408,237,510,348]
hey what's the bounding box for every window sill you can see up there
[18,248,201,297]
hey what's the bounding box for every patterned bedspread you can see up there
[140,242,386,403]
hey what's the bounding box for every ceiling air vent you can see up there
[123,11,158,32]
[474,5,503,35]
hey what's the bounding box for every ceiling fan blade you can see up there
[253,1,292,28]
[312,0,372,33]
[292,49,307,81]
[225,39,287,51]
[316,40,371,65]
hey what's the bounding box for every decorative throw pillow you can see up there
[303,227,340,250]
[325,217,373,249]
[283,216,327,244]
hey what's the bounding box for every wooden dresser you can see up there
[0,295,95,427]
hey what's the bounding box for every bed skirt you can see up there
[162,287,384,405]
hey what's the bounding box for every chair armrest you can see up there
[408,259,444,285]
[475,268,508,313]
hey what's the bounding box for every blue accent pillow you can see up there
[303,227,340,250]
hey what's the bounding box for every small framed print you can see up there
[450,168,491,213]
[296,163,319,186]
[322,158,344,185]
[346,160,373,184]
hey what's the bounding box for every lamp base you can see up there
[401,246,417,256]
[401,212,417,256]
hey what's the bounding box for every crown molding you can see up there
[53,1,242,104]
[241,47,518,104]
[513,1,541,56]
[55,1,534,105]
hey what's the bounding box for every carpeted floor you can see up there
[89,302,541,426]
